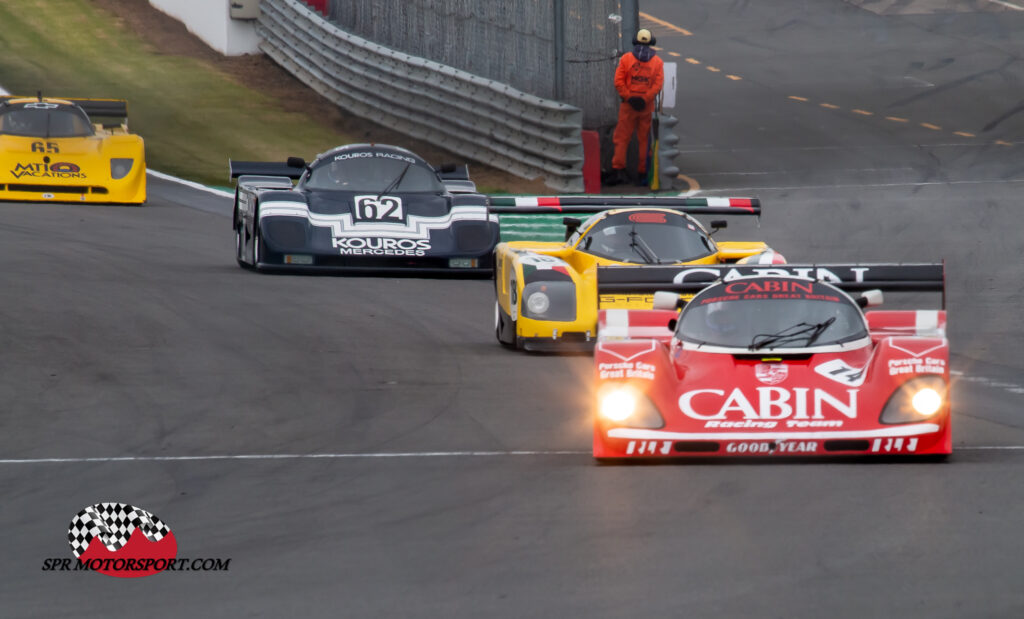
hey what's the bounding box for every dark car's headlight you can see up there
[521,281,575,321]
[598,386,664,428]
[110,158,134,180]
[880,376,948,424]
[454,223,494,252]
[262,219,307,249]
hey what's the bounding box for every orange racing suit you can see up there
[612,50,665,174]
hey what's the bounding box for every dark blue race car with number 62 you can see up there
[230,143,498,274]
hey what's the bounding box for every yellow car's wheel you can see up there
[494,300,516,348]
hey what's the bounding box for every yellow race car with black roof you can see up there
[0,95,145,204]
[490,196,785,351]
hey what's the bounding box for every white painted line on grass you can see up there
[147,169,234,198]
[0,450,591,464]
[989,0,1024,10]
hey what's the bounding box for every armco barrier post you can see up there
[656,114,680,191]
[581,130,601,193]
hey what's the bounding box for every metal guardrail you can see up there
[257,0,584,192]
[320,0,624,129]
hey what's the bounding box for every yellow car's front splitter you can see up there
[0,171,146,205]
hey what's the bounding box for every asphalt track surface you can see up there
[3,2,1024,617]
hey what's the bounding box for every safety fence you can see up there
[320,0,624,128]
[258,0,585,192]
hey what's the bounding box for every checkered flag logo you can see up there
[67,502,171,559]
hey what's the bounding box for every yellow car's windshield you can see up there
[577,210,716,264]
[0,104,94,138]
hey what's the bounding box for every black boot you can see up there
[603,169,626,186]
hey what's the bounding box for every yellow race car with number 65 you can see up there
[0,95,145,204]
[490,196,785,351]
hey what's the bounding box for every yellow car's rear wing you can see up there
[487,196,760,216]
[68,98,128,123]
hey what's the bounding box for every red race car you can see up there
[593,263,949,460]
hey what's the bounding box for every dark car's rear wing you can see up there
[435,163,470,181]
[598,262,946,306]
[435,163,476,194]
[487,195,760,216]
[229,159,306,180]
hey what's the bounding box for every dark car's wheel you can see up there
[252,222,263,269]
[235,222,249,269]
[495,300,517,348]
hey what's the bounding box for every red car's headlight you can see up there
[880,376,948,424]
[598,387,664,428]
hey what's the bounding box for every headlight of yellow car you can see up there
[110,158,134,180]
[526,291,550,315]
[598,387,664,428]
[880,376,947,424]
[520,281,576,321]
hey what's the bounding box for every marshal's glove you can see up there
[627,96,646,111]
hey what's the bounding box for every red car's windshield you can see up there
[678,278,868,349]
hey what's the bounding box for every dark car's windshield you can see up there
[304,152,444,193]
[0,105,94,138]
[677,278,868,349]
[577,210,715,264]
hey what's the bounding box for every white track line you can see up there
[696,178,1024,193]
[694,167,917,177]
[950,370,1024,395]
[147,169,234,198]
[959,446,1024,450]
[0,451,590,464]
[2,447,1024,464]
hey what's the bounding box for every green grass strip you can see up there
[0,0,351,186]
[498,214,568,242]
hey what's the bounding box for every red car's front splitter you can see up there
[593,421,952,459]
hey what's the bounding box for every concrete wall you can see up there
[149,0,261,55]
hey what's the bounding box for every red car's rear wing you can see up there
[597,262,946,307]
[487,195,760,216]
